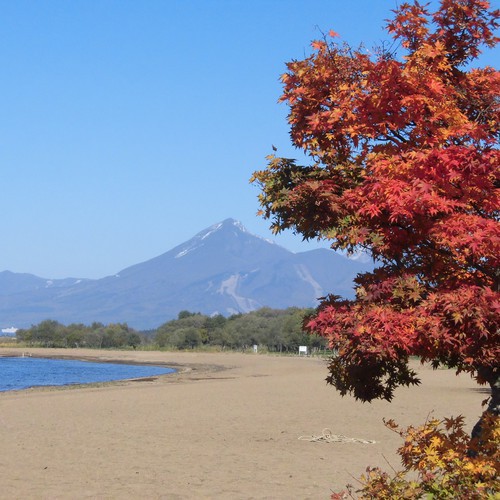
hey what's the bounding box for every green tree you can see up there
[127,332,142,349]
[155,314,207,348]
[65,323,87,348]
[15,327,33,345]
[178,327,202,349]
[204,314,227,346]
[177,310,197,320]
[33,320,65,347]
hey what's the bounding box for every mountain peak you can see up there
[173,218,265,259]
[221,218,246,230]
[201,218,247,236]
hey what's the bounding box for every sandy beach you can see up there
[0,348,485,499]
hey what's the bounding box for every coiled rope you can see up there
[298,428,376,444]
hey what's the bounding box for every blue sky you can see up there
[1,1,498,279]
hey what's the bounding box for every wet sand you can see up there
[0,348,484,499]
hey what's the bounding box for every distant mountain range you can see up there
[0,218,371,330]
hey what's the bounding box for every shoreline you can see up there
[0,347,233,395]
[0,349,185,394]
[0,347,484,499]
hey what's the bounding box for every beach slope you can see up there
[0,348,483,499]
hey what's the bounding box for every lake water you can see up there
[0,356,175,392]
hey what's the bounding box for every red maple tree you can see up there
[252,0,499,429]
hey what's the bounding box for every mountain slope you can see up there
[0,271,88,295]
[0,219,371,329]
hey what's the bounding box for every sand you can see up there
[0,348,485,499]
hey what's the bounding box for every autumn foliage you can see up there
[332,415,499,499]
[251,0,499,413]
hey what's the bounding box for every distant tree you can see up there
[155,313,207,348]
[15,327,33,345]
[281,308,312,351]
[178,327,202,349]
[84,328,104,349]
[223,312,269,349]
[204,314,228,346]
[32,319,65,347]
[177,310,197,320]
[65,323,87,348]
[127,332,142,349]
[252,0,499,441]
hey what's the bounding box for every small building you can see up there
[1,327,18,337]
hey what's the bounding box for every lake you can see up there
[0,356,175,392]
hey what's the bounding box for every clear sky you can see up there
[1,1,498,279]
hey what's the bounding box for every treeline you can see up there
[16,307,328,352]
[155,307,327,351]
[16,320,142,349]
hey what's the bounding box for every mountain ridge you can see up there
[0,218,370,330]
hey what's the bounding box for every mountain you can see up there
[0,218,371,330]
[0,271,89,295]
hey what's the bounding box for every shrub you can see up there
[332,414,499,499]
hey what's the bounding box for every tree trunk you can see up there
[469,367,499,456]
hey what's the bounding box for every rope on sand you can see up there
[298,428,376,444]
